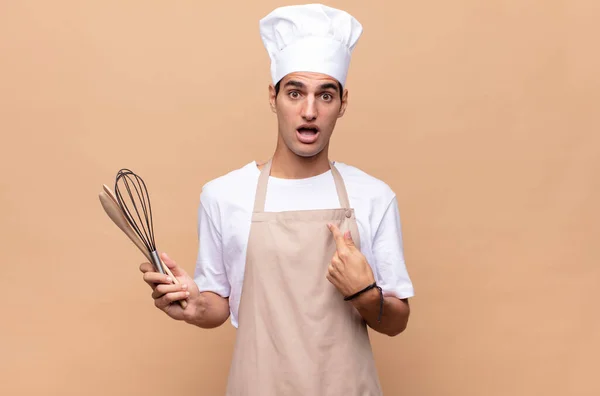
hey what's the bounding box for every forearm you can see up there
[184,291,230,329]
[350,288,410,337]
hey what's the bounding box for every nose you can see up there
[301,96,317,121]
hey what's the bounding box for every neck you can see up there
[267,141,331,179]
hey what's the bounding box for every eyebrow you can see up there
[283,80,305,89]
[318,83,339,92]
[283,80,339,93]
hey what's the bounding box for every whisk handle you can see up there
[150,250,188,309]
[150,250,166,275]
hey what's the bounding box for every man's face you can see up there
[269,72,348,158]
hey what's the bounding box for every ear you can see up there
[338,88,348,118]
[268,84,277,113]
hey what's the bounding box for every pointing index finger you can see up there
[328,223,347,251]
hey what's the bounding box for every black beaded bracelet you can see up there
[344,282,384,323]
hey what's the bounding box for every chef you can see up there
[140,4,414,395]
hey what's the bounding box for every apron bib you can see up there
[226,159,382,396]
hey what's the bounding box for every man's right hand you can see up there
[140,252,197,321]
[140,252,230,328]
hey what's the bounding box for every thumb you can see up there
[160,252,189,278]
[344,231,356,247]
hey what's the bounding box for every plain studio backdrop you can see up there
[1,1,598,395]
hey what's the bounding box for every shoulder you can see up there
[199,161,259,209]
[334,161,396,206]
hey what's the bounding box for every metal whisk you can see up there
[114,168,166,275]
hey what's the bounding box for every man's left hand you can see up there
[326,223,376,297]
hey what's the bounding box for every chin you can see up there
[290,145,325,158]
[279,133,328,158]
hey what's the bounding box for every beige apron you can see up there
[225,159,383,396]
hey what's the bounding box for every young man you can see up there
[140,4,414,395]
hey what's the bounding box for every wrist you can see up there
[344,281,385,323]
[349,287,380,310]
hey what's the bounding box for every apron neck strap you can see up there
[254,159,351,212]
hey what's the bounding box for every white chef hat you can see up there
[259,3,363,87]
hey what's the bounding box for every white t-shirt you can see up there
[193,160,415,328]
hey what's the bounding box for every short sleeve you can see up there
[371,196,414,299]
[193,195,231,298]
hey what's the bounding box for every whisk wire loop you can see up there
[114,169,158,255]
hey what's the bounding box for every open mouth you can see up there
[296,125,320,144]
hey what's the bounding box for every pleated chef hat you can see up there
[259,3,363,86]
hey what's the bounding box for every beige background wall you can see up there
[1,1,598,395]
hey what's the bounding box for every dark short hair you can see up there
[274,79,343,97]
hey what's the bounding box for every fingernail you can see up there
[166,277,172,282]
[186,291,190,296]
